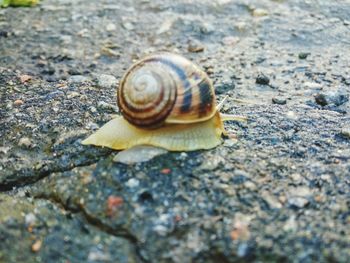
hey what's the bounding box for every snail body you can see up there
[82,53,245,151]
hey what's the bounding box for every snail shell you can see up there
[117,53,216,128]
[82,53,246,151]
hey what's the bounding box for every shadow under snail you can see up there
[82,53,246,151]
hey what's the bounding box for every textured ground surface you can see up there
[1,0,350,262]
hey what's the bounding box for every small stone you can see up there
[97,101,117,112]
[288,197,309,208]
[153,224,168,236]
[234,22,247,31]
[272,97,287,105]
[87,105,96,114]
[160,168,171,174]
[261,191,282,209]
[113,145,168,164]
[0,147,10,154]
[19,74,32,83]
[77,28,89,37]
[285,111,298,120]
[106,23,117,31]
[340,127,350,139]
[304,82,322,89]
[243,181,257,191]
[88,250,111,261]
[25,213,37,226]
[125,178,140,188]
[221,36,240,46]
[289,186,312,197]
[68,75,90,84]
[95,74,118,89]
[67,91,80,99]
[290,173,302,182]
[252,8,269,17]
[315,91,349,106]
[298,52,310,59]
[13,99,24,106]
[237,243,249,257]
[31,240,42,252]
[18,137,32,148]
[314,94,327,106]
[188,39,205,53]
[106,196,123,217]
[86,122,99,130]
[283,216,298,232]
[197,155,225,171]
[157,17,176,34]
[230,220,250,241]
[122,21,134,31]
[256,73,270,85]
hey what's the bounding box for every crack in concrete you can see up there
[33,193,148,263]
[0,153,111,192]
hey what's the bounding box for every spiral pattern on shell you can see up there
[117,53,216,128]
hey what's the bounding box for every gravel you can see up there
[1,0,350,262]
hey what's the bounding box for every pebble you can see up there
[67,91,81,99]
[234,22,247,31]
[88,250,111,261]
[89,106,97,113]
[125,178,140,188]
[315,91,349,106]
[187,40,205,53]
[113,145,168,164]
[106,196,123,217]
[261,191,282,209]
[230,221,250,241]
[13,99,24,106]
[288,197,309,208]
[256,73,270,85]
[283,216,298,232]
[95,74,118,89]
[122,21,134,31]
[153,224,168,236]
[18,137,32,148]
[340,127,350,139]
[19,74,32,83]
[31,240,42,252]
[197,155,225,171]
[272,97,287,105]
[85,122,99,130]
[97,101,117,112]
[290,173,302,182]
[157,17,176,34]
[106,23,117,31]
[304,82,322,89]
[298,52,310,59]
[24,213,37,226]
[314,93,328,106]
[252,8,269,17]
[237,243,249,257]
[289,186,312,197]
[68,75,90,84]
[221,36,240,46]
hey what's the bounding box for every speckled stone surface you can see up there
[1,0,349,262]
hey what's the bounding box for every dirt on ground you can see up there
[0,0,350,262]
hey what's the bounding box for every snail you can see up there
[82,53,246,151]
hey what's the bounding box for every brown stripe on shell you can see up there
[117,58,177,128]
[197,78,214,117]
